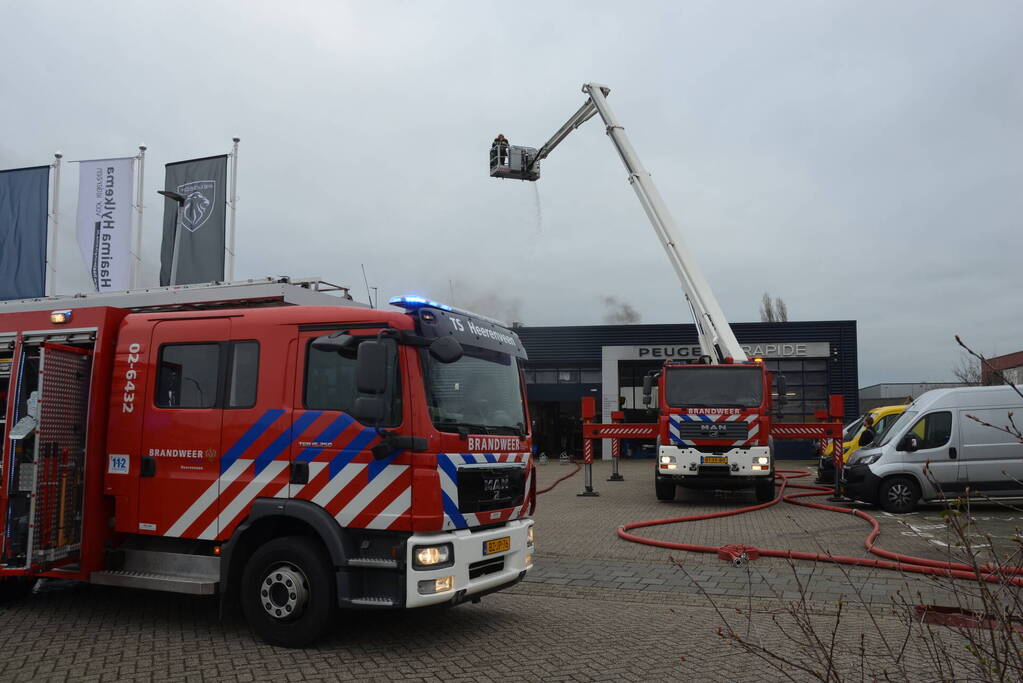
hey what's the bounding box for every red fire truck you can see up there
[644,360,779,503]
[0,278,535,646]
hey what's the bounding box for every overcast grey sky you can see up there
[2,1,1021,386]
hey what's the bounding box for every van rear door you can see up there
[957,406,1023,497]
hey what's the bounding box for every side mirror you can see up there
[356,341,389,395]
[774,375,788,407]
[642,374,654,407]
[859,428,876,448]
[897,435,920,452]
[312,331,357,354]
[429,336,463,364]
[353,396,386,423]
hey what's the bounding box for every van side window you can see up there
[157,344,220,408]
[227,341,259,409]
[908,411,952,449]
[303,338,401,425]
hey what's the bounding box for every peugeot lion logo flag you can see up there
[160,155,228,286]
[178,180,215,232]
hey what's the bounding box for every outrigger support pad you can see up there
[489,144,540,181]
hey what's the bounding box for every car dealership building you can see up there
[514,320,858,460]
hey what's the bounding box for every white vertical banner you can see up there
[75,157,134,291]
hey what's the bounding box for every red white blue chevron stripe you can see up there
[668,412,759,447]
[165,410,411,540]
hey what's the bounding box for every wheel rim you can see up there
[259,563,310,621]
[887,483,913,509]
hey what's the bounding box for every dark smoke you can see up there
[445,280,523,324]
[602,296,641,324]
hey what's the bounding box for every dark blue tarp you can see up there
[0,166,50,300]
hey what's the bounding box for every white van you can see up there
[842,386,1023,513]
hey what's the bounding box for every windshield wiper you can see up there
[433,419,492,437]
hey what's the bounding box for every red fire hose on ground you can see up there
[537,460,582,495]
[617,469,1023,586]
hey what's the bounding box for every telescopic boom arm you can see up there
[526,83,746,363]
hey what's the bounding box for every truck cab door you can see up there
[212,333,294,541]
[288,329,411,531]
[138,318,229,539]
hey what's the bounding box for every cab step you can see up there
[90,570,217,595]
[91,548,220,595]
[347,557,398,569]
[349,596,396,607]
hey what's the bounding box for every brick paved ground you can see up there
[0,458,1018,681]
[0,577,976,682]
[527,458,1016,606]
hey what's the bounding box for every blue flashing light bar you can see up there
[389,295,453,312]
[389,295,510,328]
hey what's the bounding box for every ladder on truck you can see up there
[490,83,745,364]
[0,276,360,314]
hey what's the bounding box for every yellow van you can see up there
[816,404,907,483]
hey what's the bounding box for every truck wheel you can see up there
[879,476,920,514]
[241,535,336,647]
[655,477,676,501]
[0,578,34,603]
[754,476,776,503]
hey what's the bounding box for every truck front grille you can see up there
[457,466,526,514]
[469,557,505,580]
[675,422,749,440]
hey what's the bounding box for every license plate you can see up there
[483,536,511,555]
[701,456,727,464]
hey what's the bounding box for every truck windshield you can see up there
[664,366,763,408]
[422,346,526,435]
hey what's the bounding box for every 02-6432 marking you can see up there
[121,342,141,413]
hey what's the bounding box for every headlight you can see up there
[417,576,454,595]
[858,453,882,466]
[527,525,534,547]
[659,455,675,464]
[755,456,770,465]
[413,543,453,569]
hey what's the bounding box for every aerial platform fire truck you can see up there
[0,278,535,646]
[493,83,802,502]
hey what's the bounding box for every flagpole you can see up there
[133,144,146,289]
[227,136,240,282]
[47,151,63,296]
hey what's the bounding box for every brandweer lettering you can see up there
[149,448,204,459]
[467,435,522,452]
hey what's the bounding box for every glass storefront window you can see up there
[558,369,579,383]
[534,370,557,384]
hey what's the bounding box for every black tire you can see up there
[655,477,676,501]
[879,476,920,514]
[0,578,34,603]
[241,535,336,648]
[754,475,776,503]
